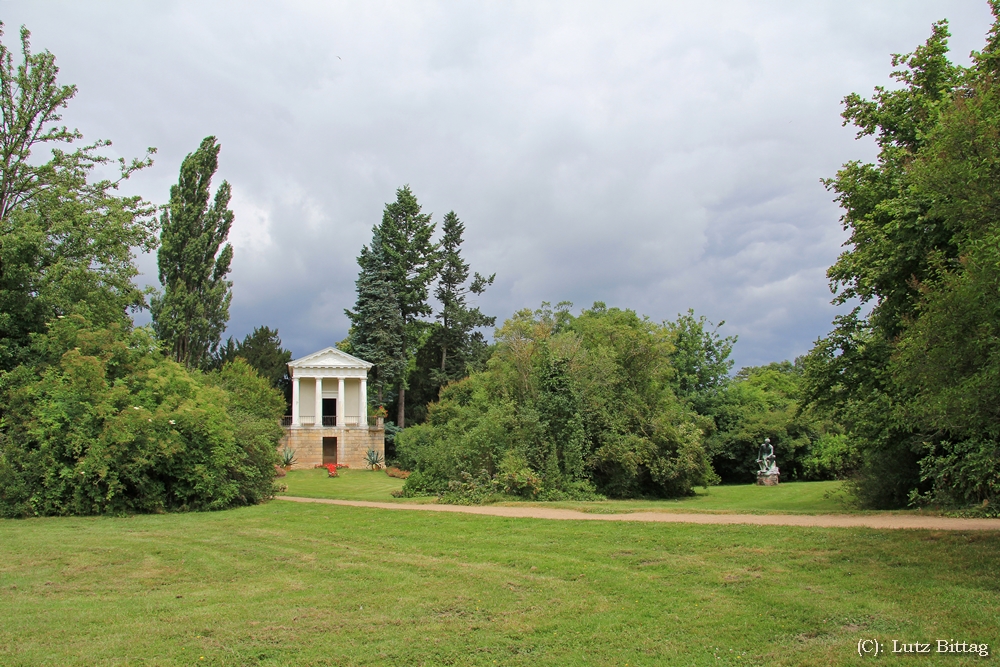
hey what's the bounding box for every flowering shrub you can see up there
[372,405,388,419]
[316,463,349,477]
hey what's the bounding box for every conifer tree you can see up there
[151,136,234,369]
[434,211,495,380]
[377,185,439,427]
[215,326,292,392]
[346,231,406,406]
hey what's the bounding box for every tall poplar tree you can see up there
[346,230,405,405]
[377,185,439,427]
[151,136,234,369]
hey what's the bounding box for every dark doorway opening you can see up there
[322,398,336,426]
[322,437,337,465]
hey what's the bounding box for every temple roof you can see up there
[288,347,373,370]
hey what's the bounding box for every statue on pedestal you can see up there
[756,437,779,484]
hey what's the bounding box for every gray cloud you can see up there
[1,0,994,366]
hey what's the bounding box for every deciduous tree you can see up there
[151,136,234,369]
[0,23,156,372]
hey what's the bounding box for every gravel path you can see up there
[276,496,1000,531]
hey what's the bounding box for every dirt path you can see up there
[276,496,1000,531]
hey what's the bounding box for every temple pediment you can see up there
[289,347,373,371]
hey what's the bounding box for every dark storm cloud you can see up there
[1,1,993,366]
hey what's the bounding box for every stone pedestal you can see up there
[756,472,780,486]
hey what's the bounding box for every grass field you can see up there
[283,470,865,515]
[281,468,407,502]
[508,481,861,515]
[1,497,997,666]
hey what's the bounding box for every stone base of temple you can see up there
[280,425,385,469]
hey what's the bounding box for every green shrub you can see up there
[399,303,717,502]
[0,317,283,517]
[800,433,859,480]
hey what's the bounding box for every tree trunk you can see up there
[440,343,447,373]
[397,385,405,428]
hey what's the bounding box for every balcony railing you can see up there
[281,415,365,428]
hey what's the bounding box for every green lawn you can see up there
[283,471,865,516]
[1,500,997,666]
[281,468,406,502]
[506,481,865,515]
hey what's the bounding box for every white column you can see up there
[359,378,368,426]
[291,375,300,426]
[314,377,324,427]
[337,376,346,427]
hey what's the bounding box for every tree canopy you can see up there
[0,24,157,373]
[151,136,234,370]
[804,4,1000,509]
[345,230,406,405]
[396,303,717,501]
[0,29,282,517]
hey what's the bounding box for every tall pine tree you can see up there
[377,185,438,427]
[434,210,495,380]
[346,230,406,406]
[151,136,234,369]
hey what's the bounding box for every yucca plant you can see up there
[280,447,297,468]
[365,448,384,470]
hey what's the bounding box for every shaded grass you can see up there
[1,501,998,666]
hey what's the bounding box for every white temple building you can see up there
[281,347,385,469]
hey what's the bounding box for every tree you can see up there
[215,325,293,405]
[345,230,406,406]
[0,316,283,517]
[396,211,496,425]
[665,310,736,415]
[884,8,1000,508]
[396,303,717,501]
[707,361,846,483]
[433,211,495,382]
[375,185,439,427]
[0,24,157,372]
[802,10,1000,508]
[151,136,234,369]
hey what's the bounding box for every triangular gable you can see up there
[289,347,373,369]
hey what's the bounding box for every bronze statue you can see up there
[756,437,776,474]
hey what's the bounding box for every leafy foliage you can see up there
[0,24,157,373]
[665,310,736,415]
[805,6,1000,508]
[396,303,717,501]
[0,317,282,517]
[707,362,850,484]
[214,325,293,407]
[151,136,234,370]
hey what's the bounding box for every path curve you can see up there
[276,496,1000,531]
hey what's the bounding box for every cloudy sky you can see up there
[2,1,994,367]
